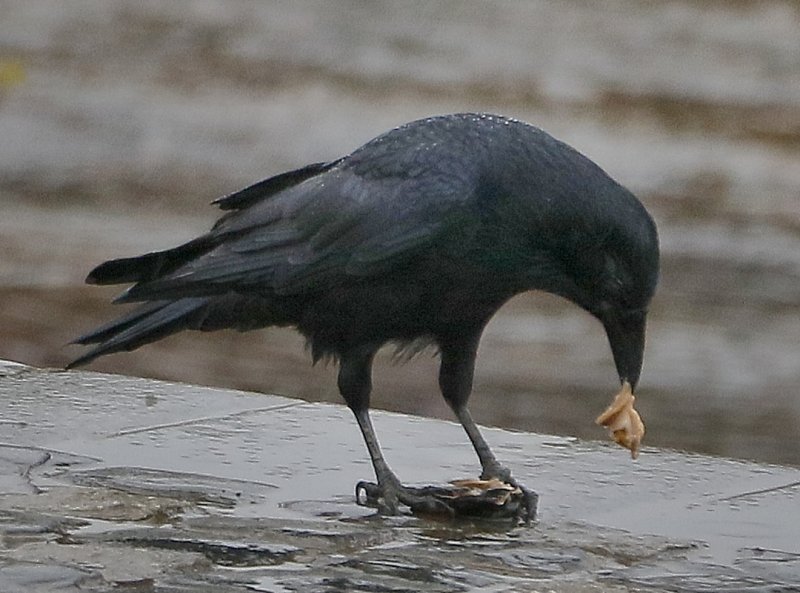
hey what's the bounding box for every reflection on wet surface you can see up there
[1,366,799,591]
[1,1,798,469]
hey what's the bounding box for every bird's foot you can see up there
[477,465,538,523]
[355,480,454,516]
[479,462,515,485]
[355,478,537,524]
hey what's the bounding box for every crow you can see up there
[70,113,659,516]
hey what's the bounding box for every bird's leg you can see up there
[339,346,455,516]
[350,407,406,512]
[338,347,401,511]
[453,406,515,484]
[439,335,514,484]
[439,337,539,522]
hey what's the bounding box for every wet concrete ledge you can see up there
[1,360,798,592]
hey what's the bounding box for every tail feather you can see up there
[71,163,337,368]
[67,297,209,369]
[86,236,214,286]
[68,162,342,369]
[71,300,172,345]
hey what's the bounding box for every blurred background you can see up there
[1,0,798,466]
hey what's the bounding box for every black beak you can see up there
[603,310,647,391]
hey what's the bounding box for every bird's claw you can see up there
[355,479,537,524]
[356,480,400,514]
[479,463,515,486]
[356,480,453,516]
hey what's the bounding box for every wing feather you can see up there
[120,144,474,302]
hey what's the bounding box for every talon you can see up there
[355,480,379,506]
[355,478,537,523]
[399,491,455,516]
[355,480,400,514]
[519,486,539,525]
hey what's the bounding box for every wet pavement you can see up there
[1,360,799,592]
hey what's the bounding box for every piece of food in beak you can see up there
[595,381,645,459]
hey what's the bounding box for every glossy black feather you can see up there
[72,113,659,370]
[212,161,337,212]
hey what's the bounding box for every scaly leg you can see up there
[338,346,452,514]
[438,333,515,483]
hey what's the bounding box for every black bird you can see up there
[70,113,659,515]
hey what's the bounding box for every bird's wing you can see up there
[119,161,475,301]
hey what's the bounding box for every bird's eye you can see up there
[604,254,632,294]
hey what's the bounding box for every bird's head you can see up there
[526,183,659,392]
[562,191,659,391]
[479,123,660,390]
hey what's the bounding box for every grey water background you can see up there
[1,0,798,465]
